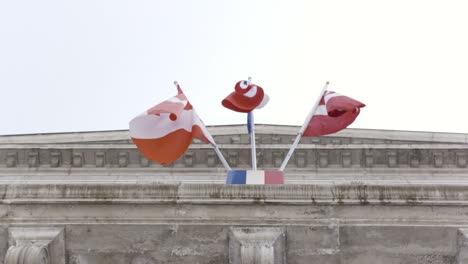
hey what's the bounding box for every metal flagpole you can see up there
[211,143,231,170]
[279,81,329,171]
[247,77,257,170]
[173,81,231,171]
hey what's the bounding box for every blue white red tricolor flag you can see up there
[304,91,365,137]
[227,170,284,184]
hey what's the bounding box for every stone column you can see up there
[456,228,468,264]
[229,227,285,264]
[5,227,65,264]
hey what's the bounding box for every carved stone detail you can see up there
[49,151,61,168]
[271,136,281,144]
[231,136,241,144]
[433,152,443,168]
[229,227,285,264]
[256,151,264,168]
[28,152,39,168]
[311,138,320,144]
[295,151,306,168]
[207,152,217,167]
[6,152,17,168]
[457,152,467,168]
[342,151,351,168]
[118,152,128,167]
[409,153,419,168]
[364,151,374,168]
[184,152,193,167]
[332,139,341,144]
[228,152,239,167]
[6,227,65,264]
[140,155,150,167]
[5,245,50,264]
[95,152,106,167]
[72,153,83,168]
[387,151,397,168]
[319,152,328,168]
[272,151,283,168]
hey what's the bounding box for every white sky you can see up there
[1,0,467,136]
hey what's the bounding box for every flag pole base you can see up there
[226,170,284,185]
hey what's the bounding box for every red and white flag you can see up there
[303,91,365,137]
[129,85,215,164]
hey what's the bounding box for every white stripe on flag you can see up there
[324,92,341,103]
[246,170,264,184]
[314,105,328,116]
[166,97,188,104]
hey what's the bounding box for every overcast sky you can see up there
[1,0,467,136]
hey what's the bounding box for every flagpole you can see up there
[173,81,231,171]
[279,81,329,171]
[247,77,257,170]
[211,143,231,170]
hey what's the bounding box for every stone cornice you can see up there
[2,183,468,206]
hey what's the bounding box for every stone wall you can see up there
[1,183,468,264]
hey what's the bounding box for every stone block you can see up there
[342,152,352,167]
[229,227,285,264]
[66,225,228,264]
[340,226,457,255]
[319,152,328,168]
[457,152,467,168]
[6,227,65,264]
[340,252,454,264]
[228,151,239,167]
[184,152,193,167]
[118,152,128,167]
[286,226,339,261]
[207,151,217,167]
[72,153,83,167]
[273,151,283,168]
[28,152,39,168]
[50,151,61,168]
[295,151,306,168]
[433,152,443,168]
[6,152,17,168]
[387,151,397,168]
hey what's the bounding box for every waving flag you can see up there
[222,80,269,113]
[129,85,215,164]
[303,91,365,137]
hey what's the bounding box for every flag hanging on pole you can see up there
[222,80,269,113]
[303,91,365,137]
[129,84,215,164]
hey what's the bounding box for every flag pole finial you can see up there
[173,81,178,86]
[248,76,252,84]
[326,81,330,85]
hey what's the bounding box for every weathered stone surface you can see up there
[6,227,65,264]
[67,225,228,264]
[1,126,468,263]
[229,227,285,264]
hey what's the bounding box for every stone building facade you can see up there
[1,125,468,264]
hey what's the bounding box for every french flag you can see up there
[227,170,284,184]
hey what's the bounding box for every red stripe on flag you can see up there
[303,91,365,137]
[131,129,193,164]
